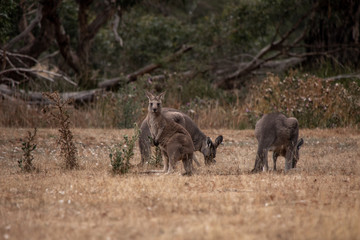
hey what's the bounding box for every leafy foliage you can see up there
[0,0,20,44]
[110,124,140,174]
[18,128,37,172]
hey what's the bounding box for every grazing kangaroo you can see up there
[145,91,195,175]
[252,113,304,173]
[139,108,223,166]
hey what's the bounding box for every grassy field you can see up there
[1,127,360,240]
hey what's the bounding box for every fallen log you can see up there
[0,84,104,105]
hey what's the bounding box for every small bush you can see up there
[18,128,37,172]
[245,72,360,128]
[43,92,78,169]
[110,124,140,174]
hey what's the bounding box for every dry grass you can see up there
[1,127,360,240]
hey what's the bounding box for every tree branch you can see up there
[214,3,317,89]
[4,4,43,50]
[324,73,360,82]
[0,67,77,86]
[112,10,123,47]
[86,2,116,40]
[98,45,193,89]
[78,0,116,65]
[18,1,59,59]
[52,8,82,74]
[0,84,103,105]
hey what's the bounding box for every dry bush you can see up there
[0,98,48,128]
[43,92,78,169]
[179,96,252,129]
[0,97,98,128]
[1,72,359,130]
[91,89,144,129]
[244,72,360,128]
[18,128,37,172]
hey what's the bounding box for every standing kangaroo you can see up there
[139,108,223,166]
[252,113,304,173]
[145,91,195,175]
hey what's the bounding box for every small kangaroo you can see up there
[145,91,195,175]
[252,113,304,173]
[139,108,223,166]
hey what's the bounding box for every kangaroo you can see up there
[145,91,195,175]
[252,113,304,173]
[139,108,223,166]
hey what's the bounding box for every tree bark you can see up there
[18,1,60,59]
[4,0,117,87]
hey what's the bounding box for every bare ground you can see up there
[1,127,360,240]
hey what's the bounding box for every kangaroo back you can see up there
[253,113,303,173]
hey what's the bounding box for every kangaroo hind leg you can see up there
[182,153,193,176]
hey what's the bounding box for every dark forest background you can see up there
[1,0,359,129]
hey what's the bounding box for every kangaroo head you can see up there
[292,138,304,168]
[146,91,165,114]
[202,135,223,165]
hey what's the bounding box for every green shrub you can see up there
[110,124,140,174]
[18,128,37,172]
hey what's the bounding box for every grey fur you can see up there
[145,91,195,175]
[139,109,223,166]
[252,113,304,173]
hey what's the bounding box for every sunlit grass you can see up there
[0,128,359,239]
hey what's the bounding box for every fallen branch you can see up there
[98,45,193,89]
[215,57,305,77]
[0,49,77,86]
[214,3,317,89]
[324,73,360,82]
[0,67,77,86]
[1,49,38,68]
[0,84,103,105]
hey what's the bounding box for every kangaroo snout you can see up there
[150,102,160,113]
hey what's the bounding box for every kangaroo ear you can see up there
[158,91,166,100]
[297,138,304,150]
[206,137,212,147]
[214,135,223,148]
[146,91,154,100]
